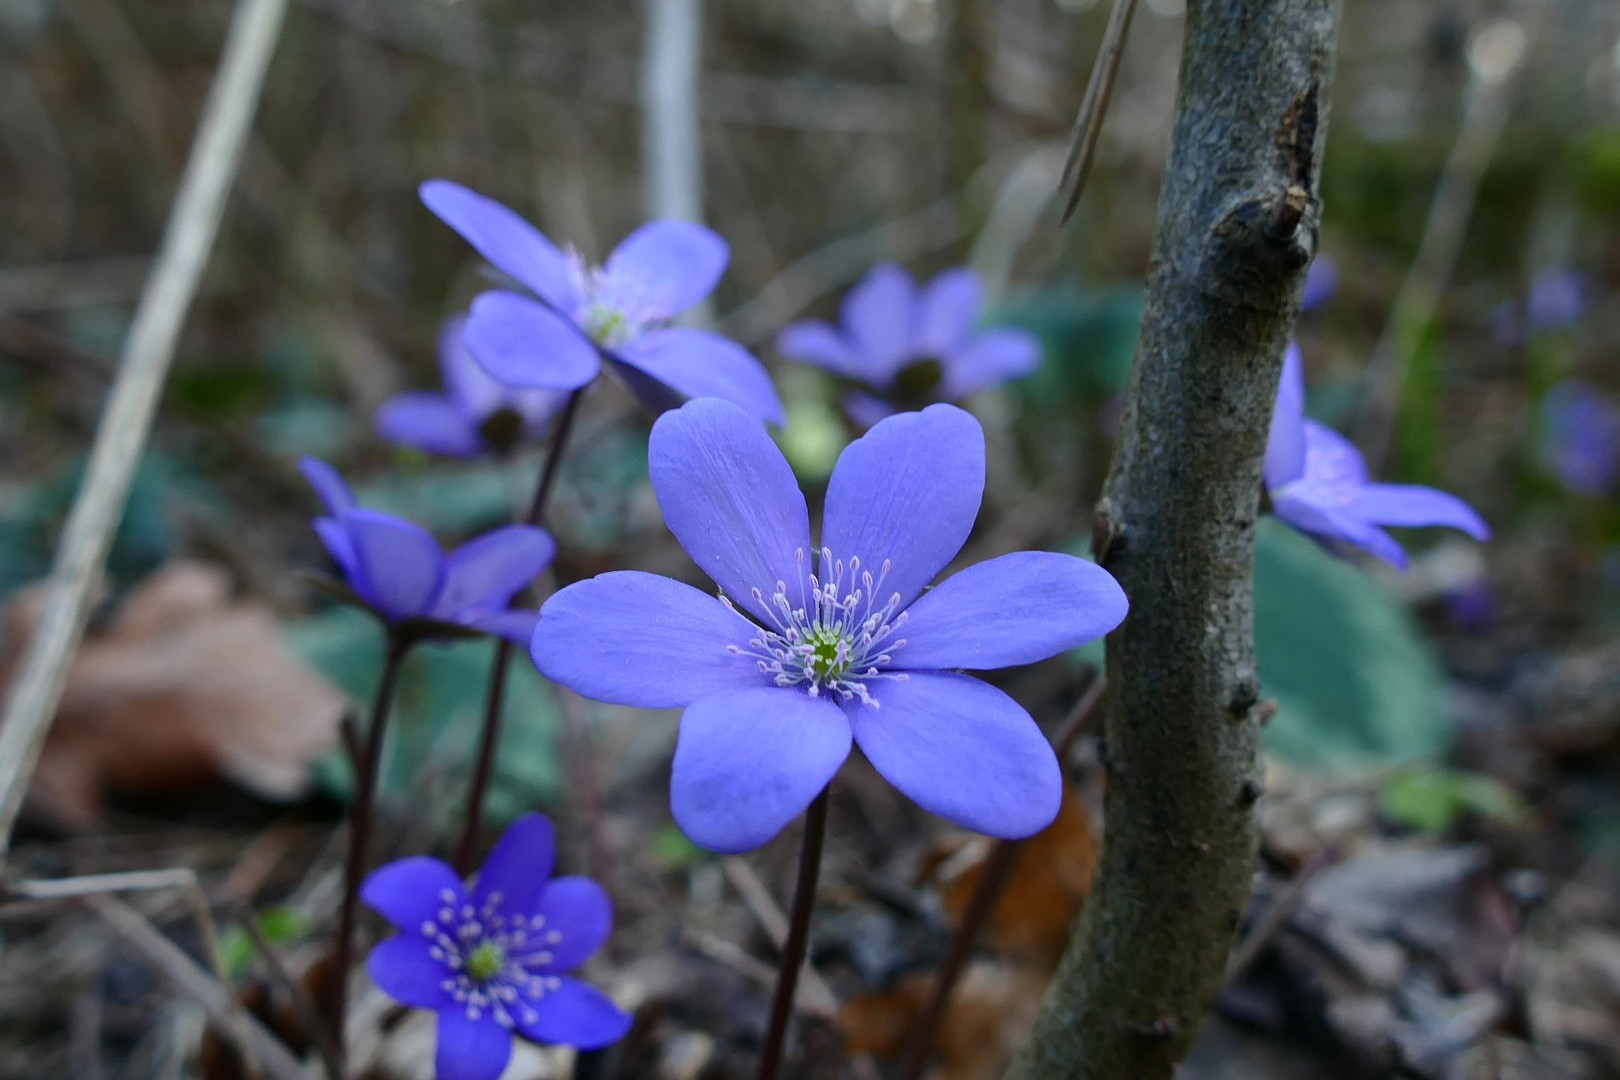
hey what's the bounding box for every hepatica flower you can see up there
[1538,380,1620,496]
[1493,269,1587,345]
[302,458,555,642]
[1265,345,1489,570]
[420,179,782,424]
[531,399,1127,853]
[376,316,568,459]
[1301,254,1338,312]
[777,264,1039,426]
[364,814,630,1080]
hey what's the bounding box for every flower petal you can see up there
[376,393,484,459]
[671,687,851,853]
[849,671,1060,839]
[843,390,898,431]
[465,291,601,391]
[777,320,871,380]
[1273,496,1409,570]
[362,856,468,930]
[529,876,613,972]
[300,456,355,516]
[436,1008,513,1080]
[1264,342,1308,490]
[940,328,1040,399]
[601,220,728,318]
[514,977,632,1051]
[916,267,983,358]
[531,571,767,708]
[898,552,1127,670]
[1349,484,1491,540]
[313,517,361,584]
[435,525,556,620]
[648,398,811,624]
[463,607,540,644]
[439,315,506,419]
[841,263,919,383]
[615,327,784,425]
[821,404,984,611]
[472,812,556,914]
[342,509,445,620]
[367,935,454,1009]
[420,179,578,311]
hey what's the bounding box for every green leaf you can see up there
[990,284,1143,404]
[1255,518,1449,771]
[646,823,707,871]
[1379,767,1530,833]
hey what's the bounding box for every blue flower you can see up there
[301,457,554,642]
[376,316,569,459]
[530,399,1127,853]
[1264,345,1490,570]
[1301,255,1337,312]
[777,264,1040,425]
[419,179,783,424]
[363,814,631,1080]
[1537,379,1620,496]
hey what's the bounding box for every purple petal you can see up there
[940,328,1040,398]
[528,876,613,972]
[439,315,506,420]
[435,525,556,619]
[420,179,578,311]
[300,457,354,516]
[1274,496,1409,570]
[841,263,919,383]
[313,517,360,584]
[465,291,601,391]
[615,327,784,425]
[362,856,468,929]
[367,935,454,1009]
[898,552,1127,670]
[1264,342,1308,490]
[376,393,484,459]
[777,320,872,380]
[435,1009,512,1080]
[514,977,632,1050]
[671,687,851,853]
[916,267,983,358]
[1298,419,1369,487]
[843,390,898,431]
[1301,255,1338,311]
[648,398,811,624]
[343,509,446,620]
[820,404,984,611]
[531,571,767,708]
[472,812,556,914]
[601,220,729,318]
[1349,484,1490,540]
[849,672,1060,839]
[463,607,540,644]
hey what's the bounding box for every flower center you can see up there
[725,547,909,706]
[421,888,568,1027]
[565,248,670,347]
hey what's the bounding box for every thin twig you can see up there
[0,0,290,859]
[680,929,838,1018]
[720,858,839,1013]
[755,789,830,1080]
[897,672,1106,1080]
[86,894,308,1080]
[1222,847,1334,985]
[1056,0,1140,224]
[236,903,344,1080]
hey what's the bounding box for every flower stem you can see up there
[756,787,831,1080]
[329,630,411,1068]
[898,672,1107,1080]
[454,389,584,876]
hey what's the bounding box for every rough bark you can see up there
[1004,3,1342,1078]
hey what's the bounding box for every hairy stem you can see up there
[1004,3,1343,1077]
[756,788,830,1080]
[330,631,411,1067]
[454,389,584,876]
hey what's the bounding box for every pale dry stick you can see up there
[1056,0,1141,224]
[680,928,839,1018]
[642,0,711,327]
[0,0,289,859]
[720,857,840,1021]
[87,894,310,1080]
[1356,17,1528,474]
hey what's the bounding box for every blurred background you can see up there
[3,0,1620,1077]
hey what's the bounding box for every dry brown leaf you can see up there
[2,562,346,829]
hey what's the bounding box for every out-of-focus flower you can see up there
[1264,345,1490,571]
[363,814,630,1080]
[777,264,1039,425]
[376,316,568,459]
[1538,380,1620,496]
[1301,255,1338,312]
[301,458,554,642]
[420,180,782,424]
[1443,578,1498,633]
[531,399,1127,853]
[1493,268,1587,345]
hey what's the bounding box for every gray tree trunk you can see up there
[1004,2,1343,1078]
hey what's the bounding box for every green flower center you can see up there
[807,625,851,681]
[584,305,628,346]
[466,940,506,982]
